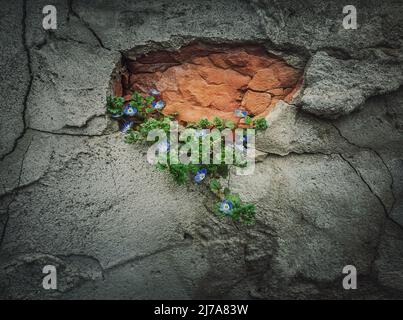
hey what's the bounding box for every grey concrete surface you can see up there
[0,0,402,299]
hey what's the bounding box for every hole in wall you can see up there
[112,42,303,127]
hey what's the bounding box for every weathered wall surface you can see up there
[0,0,402,299]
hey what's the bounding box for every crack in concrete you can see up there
[0,177,43,202]
[60,114,106,130]
[331,121,403,263]
[38,31,92,50]
[371,149,397,209]
[0,137,33,251]
[58,253,106,280]
[0,0,33,163]
[29,127,111,138]
[49,32,91,47]
[338,153,388,216]
[67,0,111,51]
[332,123,403,281]
[255,148,334,157]
[104,242,192,273]
[252,122,403,287]
[2,244,194,295]
[331,123,398,215]
[0,146,57,201]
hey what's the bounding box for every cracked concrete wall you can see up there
[0,0,402,299]
[0,0,30,160]
[251,0,403,118]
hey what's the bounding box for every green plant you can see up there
[215,192,256,224]
[166,163,199,185]
[244,115,252,125]
[206,164,229,178]
[124,130,140,144]
[130,91,145,109]
[106,96,124,114]
[145,95,155,105]
[225,120,235,129]
[139,117,171,137]
[128,91,155,117]
[197,118,212,128]
[106,90,268,225]
[209,178,222,195]
[213,116,225,130]
[253,117,268,130]
[186,122,197,128]
[168,164,189,185]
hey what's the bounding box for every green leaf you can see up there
[106,95,124,114]
[225,120,235,129]
[253,117,268,130]
[226,193,241,207]
[156,163,167,171]
[210,178,222,193]
[186,122,196,128]
[244,115,252,125]
[107,105,122,114]
[116,97,124,107]
[213,116,224,129]
[216,164,229,178]
[168,164,190,185]
[124,130,140,144]
[197,118,212,128]
[145,96,155,104]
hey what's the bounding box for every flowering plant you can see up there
[107,90,267,224]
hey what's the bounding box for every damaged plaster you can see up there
[0,0,402,299]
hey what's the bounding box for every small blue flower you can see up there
[123,104,137,116]
[152,100,165,110]
[111,112,123,118]
[119,120,134,133]
[158,140,170,152]
[234,109,248,118]
[219,200,233,215]
[149,88,161,96]
[194,168,207,183]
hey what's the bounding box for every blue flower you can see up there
[119,120,134,133]
[194,168,207,183]
[123,104,137,116]
[158,140,170,152]
[152,100,165,110]
[219,200,233,215]
[149,88,161,96]
[234,109,248,118]
[111,112,123,118]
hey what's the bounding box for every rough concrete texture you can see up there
[0,0,402,299]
